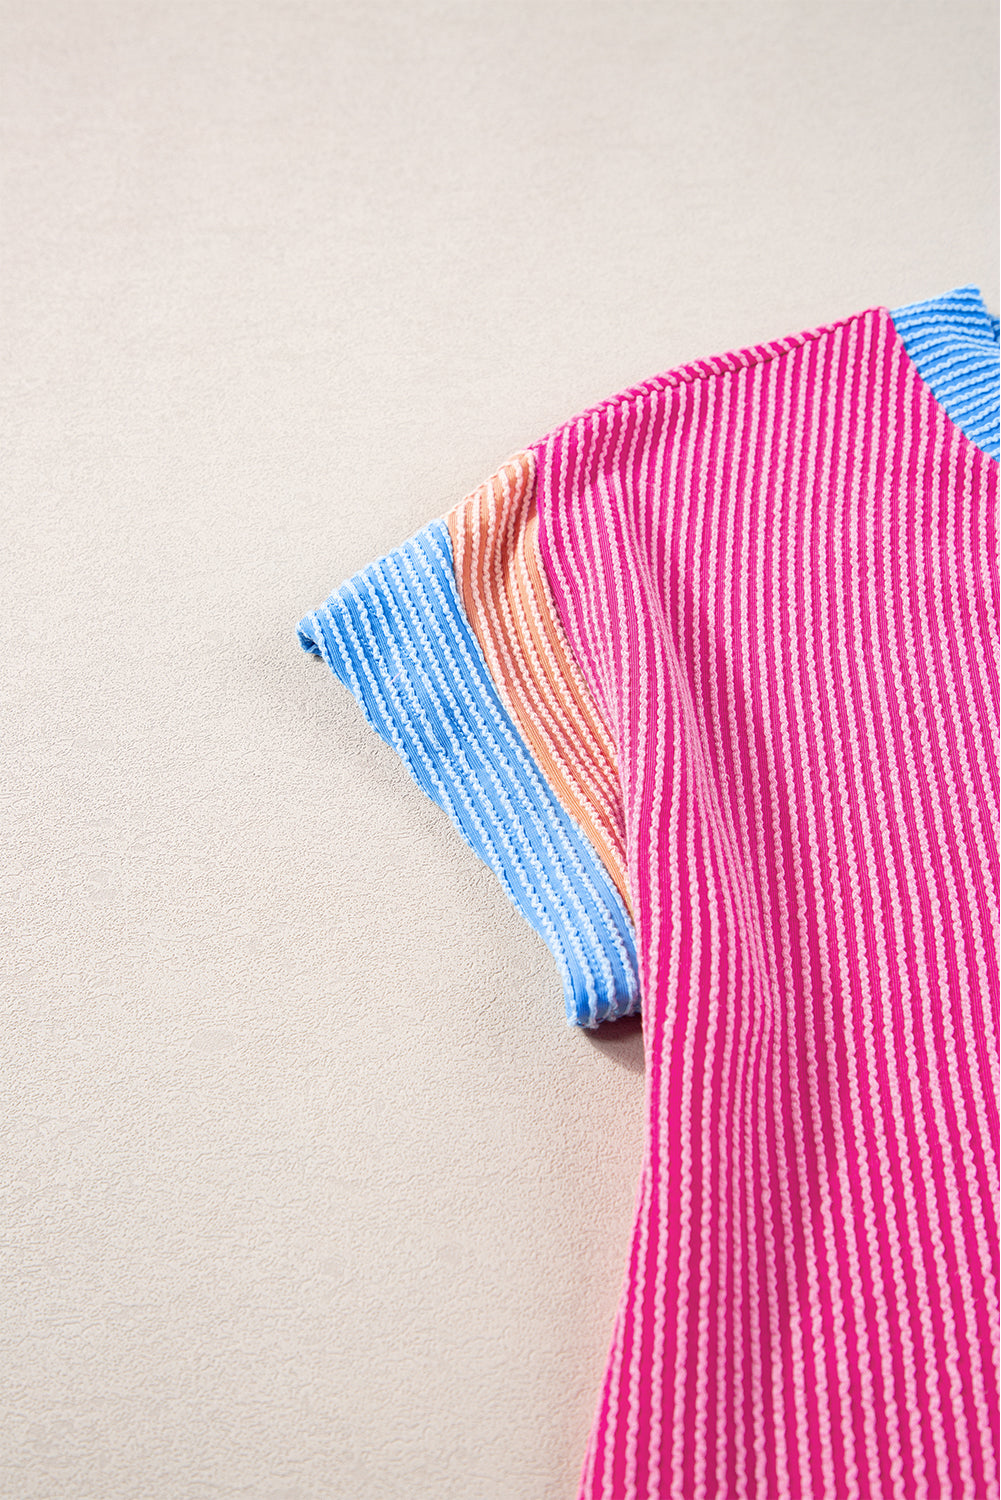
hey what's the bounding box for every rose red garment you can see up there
[534,305,999,1497]
[298,292,998,1496]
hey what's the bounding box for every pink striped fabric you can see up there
[535,307,999,1498]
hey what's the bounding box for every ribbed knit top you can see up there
[296,288,998,1497]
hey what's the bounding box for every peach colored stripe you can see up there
[446,451,632,911]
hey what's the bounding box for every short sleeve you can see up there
[297,516,639,1027]
[296,285,998,1033]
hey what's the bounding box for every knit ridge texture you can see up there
[297,288,1000,1498]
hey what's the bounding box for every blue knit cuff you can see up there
[298,519,640,1027]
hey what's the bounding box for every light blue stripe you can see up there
[890,285,1000,459]
[298,519,640,1027]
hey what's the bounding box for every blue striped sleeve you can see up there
[298,518,640,1027]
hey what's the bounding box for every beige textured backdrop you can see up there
[3,4,997,1498]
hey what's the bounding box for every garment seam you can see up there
[884,303,1001,469]
[528,309,869,451]
[527,302,1000,472]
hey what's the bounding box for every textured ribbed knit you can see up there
[446,451,631,908]
[297,518,638,1026]
[297,289,999,1497]
[536,302,998,1498]
[892,285,1000,459]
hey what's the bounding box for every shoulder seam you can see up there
[529,308,876,449]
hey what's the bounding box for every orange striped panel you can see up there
[447,451,631,912]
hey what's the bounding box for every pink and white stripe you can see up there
[535,308,999,1498]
